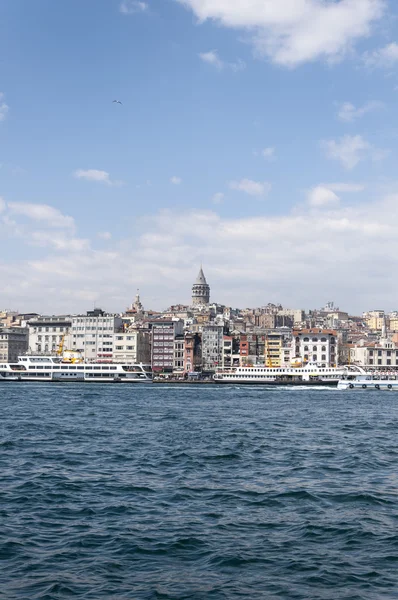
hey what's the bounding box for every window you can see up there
[321,338,327,342]
[313,355,317,362]
[387,351,391,357]
[387,359,391,366]
[321,355,326,361]
[313,346,317,351]
[378,359,382,365]
[369,359,374,365]
[321,346,326,352]
[303,338,309,342]
[312,338,318,342]
[378,350,382,357]
[369,350,374,356]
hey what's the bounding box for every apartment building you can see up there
[28,316,72,354]
[0,328,29,362]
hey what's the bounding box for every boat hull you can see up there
[213,379,338,386]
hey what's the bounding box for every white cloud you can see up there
[307,182,364,207]
[7,202,75,229]
[321,135,383,170]
[98,231,112,240]
[73,169,122,186]
[119,0,148,14]
[364,42,398,68]
[199,50,224,69]
[308,186,340,207]
[0,92,9,122]
[326,182,365,193]
[170,176,182,185]
[3,193,398,313]
[212,192,225,204]
[178,0,385,67]
[337,101,383,122]
[199,50,246,71]
[229,179,271,197]
[262,147,275,160]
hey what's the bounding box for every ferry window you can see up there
[37,366,44,369]
[86,366,93,370]
[77,366,84,370]
[110,367,117,370]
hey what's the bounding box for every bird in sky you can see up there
[112,100,123,105]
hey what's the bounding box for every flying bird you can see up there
[112,100,123,105]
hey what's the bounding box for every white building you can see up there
[173,335,185,374]
[292,329,338,367]
[202,325,224,371]
[71,310,123,362]
[28,316,72,355]
[350,340,398,369]
[113,331,151,364]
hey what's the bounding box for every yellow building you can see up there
[365,311,387,331]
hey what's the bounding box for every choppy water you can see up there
[1,384,398,599]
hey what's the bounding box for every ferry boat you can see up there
[338,373,398,391]
[213,363,361,386]
[0,356,152,383]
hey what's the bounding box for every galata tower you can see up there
[192,266,210,306]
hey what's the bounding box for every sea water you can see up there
[1,384,398,599]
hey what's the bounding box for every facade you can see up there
[0,328,29,362]
[183,333,201,373]
[71,310,123,362]
[151,320,184,372]
[28,316,72,355]
[364,310,386,331]
[173,335,185,374]
[192,267,210,306]
[113,331,151,364]
[293,329,338,367]
[202,325,224,371]
[350,340,398,369]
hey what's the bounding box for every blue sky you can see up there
[1,0,398,314]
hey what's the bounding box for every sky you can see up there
[1,0,398,315]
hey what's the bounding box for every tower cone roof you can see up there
[195,266,207,285]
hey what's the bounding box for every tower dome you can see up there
[192,266,210,306]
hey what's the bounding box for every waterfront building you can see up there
[201,325,224,371]
[183,332,201,374]
[28,316,72,355]
[0,328,28,362]
[113,330,151,364]
[349,339,398,369]
[71,309,123,362]
[293,329,338,367]
[173,335,185,375]
[192,266,210,307]
[151,319,184,373]
[240,332,292,367]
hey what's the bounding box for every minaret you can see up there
[192,266,210,306]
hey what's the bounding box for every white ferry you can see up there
[0,356,152,383]
[213,363,361,386]
[338,373,398,391]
